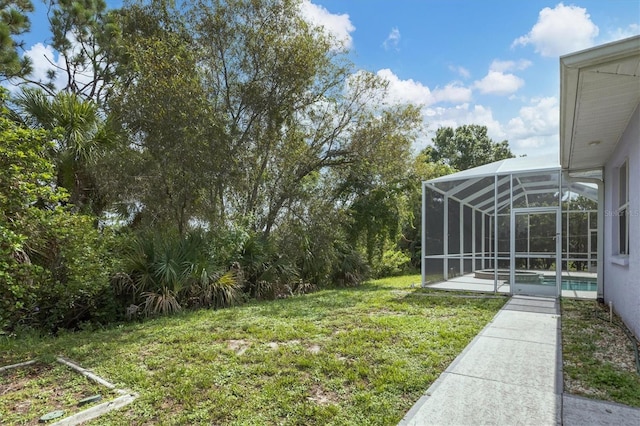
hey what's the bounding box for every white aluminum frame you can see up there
[510,207,562,297]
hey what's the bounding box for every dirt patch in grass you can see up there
[307,384,339,406]
[227,339,251,355]
[266,340,302,350]
[307,344,321,354]
[368,308,405,316]
[562,299,640,407]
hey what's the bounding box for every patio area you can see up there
[421,156,601,299]
[424,271,597,299]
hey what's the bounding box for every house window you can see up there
[618,160,629,255]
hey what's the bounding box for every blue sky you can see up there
[18,0,640,158]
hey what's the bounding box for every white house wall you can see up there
[604,105,640,339]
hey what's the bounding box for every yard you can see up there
[0,275,505,425]
[3,276,638,425]
[562,299,640,407]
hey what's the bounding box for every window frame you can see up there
[617,159,629,256]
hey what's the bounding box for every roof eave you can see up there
[559,35,640,171]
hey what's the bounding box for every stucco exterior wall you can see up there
[603,105,640,339]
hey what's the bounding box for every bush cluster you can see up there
[1,217,377,332]
[0,101,117,332]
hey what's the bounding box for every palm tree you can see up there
[14,88,114,214]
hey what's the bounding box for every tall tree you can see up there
[425,124,514,171]
[7,0,124,215]
[0,0,33,79]
[190,0,414,236]
[334,105,423,264]
[108,0,422,238]
[12,0,120,105]
[108,0,217,234]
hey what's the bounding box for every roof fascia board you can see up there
[560,36,640,69]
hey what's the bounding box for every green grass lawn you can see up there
[562,299,640,407]
[0,275,506,425]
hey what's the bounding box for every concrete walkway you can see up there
[399,296,640,425]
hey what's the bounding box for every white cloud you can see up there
[353,72,559,158]
[473,70,524,96]
[432,83,473,104]
[471,59,531,96]
[448,65,471,79]
[371,70,553,156]
[489,59,532,73]
[383,27,401,50]
[506,97,558,138]
[428,104,502,135]
[299,1,355,50]
[418,103,504,151]
[512,3,599,57]
[376,68,432,105]
[21,43,67,91]
[376,68,472,106]
[505,96,559,156]
[604,24,640,43]
[418,97,561,158]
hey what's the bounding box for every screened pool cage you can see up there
[421,156,601,298]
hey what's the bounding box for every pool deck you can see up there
[424,272,596,299]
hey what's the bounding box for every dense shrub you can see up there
[236,232,299,299]
[1,214,123,333]
[275,214,370,289]
[115,231,241,317]
[331,241,370,286]
[0,225,43,331]
[0,98,121,332]
[24,210,121,330]
[372,247,411,278]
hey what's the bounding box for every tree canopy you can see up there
[423,124,514,171]
[106,0,423,238]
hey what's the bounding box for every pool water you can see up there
[542,279,597,291]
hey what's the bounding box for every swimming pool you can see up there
[542,279,597,291]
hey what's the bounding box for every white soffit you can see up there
[560,35,640,171]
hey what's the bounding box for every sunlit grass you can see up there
[1,275,506,425]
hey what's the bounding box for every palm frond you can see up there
[142,287,181,316]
